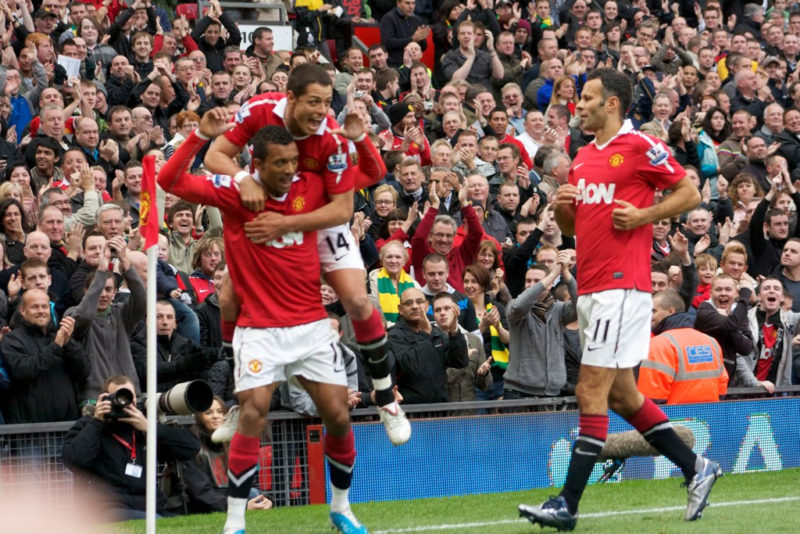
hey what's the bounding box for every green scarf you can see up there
[377,268,416,323]
[487,302,509,369]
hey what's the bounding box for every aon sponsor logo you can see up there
[265,231,304,248]
[576,178,615,204]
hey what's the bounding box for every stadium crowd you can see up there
[0,0,798,518]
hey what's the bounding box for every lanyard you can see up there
[112,431,137,463]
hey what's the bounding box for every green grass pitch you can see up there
[113,468,800,533]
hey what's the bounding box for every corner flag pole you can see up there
[141,155,160,534]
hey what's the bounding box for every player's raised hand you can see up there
[331,112,367,141]
[199,108,235,138]
[244,211,286,244]
[611,199,646,231]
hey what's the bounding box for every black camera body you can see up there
[103,387,134,420]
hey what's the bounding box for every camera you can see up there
[103,387,135,420]
[354,90,365,99]
[423,100,434,111]
[144,380,214,416]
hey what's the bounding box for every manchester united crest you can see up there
[304,157,319,170]
[292,197,305,212]
[248,360,262,373]
[609,153,624,167]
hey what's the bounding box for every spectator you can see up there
[387,287,468,403]
[0,289,85,423]
[504,253,576,400]
[463,264,509,401]
[639,290,728,404]
[62,374,200,521]
[777,239,800,311]
[735,277,800,392]
[432,292,491,402]
[441,21,504,89]
[368,240,421,326]
[189,0,241,73]
[69,235,145,401]
[749,169,800,276]
[152,299,215,392]
[381,0,429,67]
[410,182,480,291]
[694,274,755,381]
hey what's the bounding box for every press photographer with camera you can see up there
[62,375,201,522]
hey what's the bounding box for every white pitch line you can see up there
[372,496,800,533]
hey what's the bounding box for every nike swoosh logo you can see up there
[574,447,596,456]
[334,254,348,261]
[573,162,584,170]
[586,345,602,351]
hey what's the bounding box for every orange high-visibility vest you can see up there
[638,328,728,404]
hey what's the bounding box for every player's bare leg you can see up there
[298,377,367,534]
[223,384,277,534]
[324,268,411,445]
[212,273,242,443]
[608,370,721,521]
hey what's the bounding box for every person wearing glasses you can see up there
[386,287,468,404]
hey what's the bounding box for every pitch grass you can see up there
[113,468,800,533]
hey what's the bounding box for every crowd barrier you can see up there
[0,387,797,509]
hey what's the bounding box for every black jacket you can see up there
[694,288,754,380]
[0,318,87,423]
[190,13,241,73]
[749,194,800,276]
[154,332,216,392]
[196,292,221,350]
[62,416,200,512]
[387,316,468,403]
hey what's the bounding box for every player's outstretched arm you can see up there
[612,176,700,231]
[554,184,579,237]
[204,129,266,212]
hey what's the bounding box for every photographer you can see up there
[62,375,200,522]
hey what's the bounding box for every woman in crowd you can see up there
[368,240,420,326]
[728,172,764,226]
[189,397,273,512]
[474,241,510,306]
[0,198,27,265]
[463,264,509,401]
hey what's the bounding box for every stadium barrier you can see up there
[0,387,797,509]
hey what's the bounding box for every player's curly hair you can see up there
[251,125,295,161]
[586,68,633,119]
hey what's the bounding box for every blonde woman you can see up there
[368,240,421,326]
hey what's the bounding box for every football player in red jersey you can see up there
[159,109,367,534]
[519,69,721,531]
[204,64,410,446]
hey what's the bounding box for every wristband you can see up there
[353,133,366,143]
[233,170,251,185]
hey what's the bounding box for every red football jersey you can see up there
[159,131,328,328]
[568,121,685,295]
[224,92,354,196]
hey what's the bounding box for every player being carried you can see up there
[204,64,410,446]
[518,69,720,531]
[158,108,368,534]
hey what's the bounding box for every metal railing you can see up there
[0,386,797,510]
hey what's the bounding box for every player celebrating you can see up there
[204,64,410,445]
[519,69,720,530]
[159,109,367,534]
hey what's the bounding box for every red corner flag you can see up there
[140,155,159,250]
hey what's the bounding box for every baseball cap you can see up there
[33,8,59,19]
